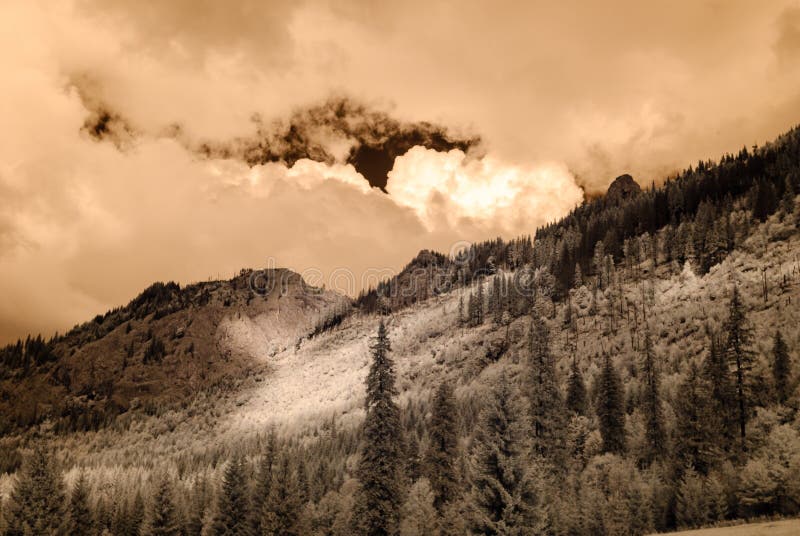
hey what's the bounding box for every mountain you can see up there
[1,126,800,535]
[0,268,346,434]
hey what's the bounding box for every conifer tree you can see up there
[467,294,477,327]
[491,276,503,325]
[724,285,754,448]
[212,457,253,536]
[67,470,95,536]
[641,328,666,465]
[3,445,64,536]
[186,475,209,536]
[674,362,720,475]
[123,491,145,536]
[424,381,459,514]
[261,452,301,536]
[254,430,278,517]
[772,330,791,404]
[566,358,587,416]
[475,282,484,325]
[596,354,626,455]
[527,316,567,466]
[702,335,736,451]
[468,373,547,534]
[352,321,404,536]
[296,457,309,506]
[147,478,181,536]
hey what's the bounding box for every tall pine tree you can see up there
[212,457,253,536]
[724,285,754,449]
[641,327,666,465]
[674,362,720,475]
[424,381,459,514]
[146,478,182,536]
[566,358,587,416]
[527,316,567,467]
[67,470,95,536]
[3,445,64,536]
[702,335,736,452]
[252,430,278,533]
[468,373,548,534]
[261,451,302,536]
[352,321,404,536]
[596,354,626,455]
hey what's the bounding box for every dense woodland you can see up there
[2,126,800,535]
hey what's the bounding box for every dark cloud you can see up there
[195,97,482,190]
[81,107,136,148]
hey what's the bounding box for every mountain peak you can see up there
[606,174,641,204]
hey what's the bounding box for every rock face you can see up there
[605,174,641,204]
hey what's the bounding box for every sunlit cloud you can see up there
[387,147,583,232]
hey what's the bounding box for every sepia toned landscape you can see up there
[2,1,800,535]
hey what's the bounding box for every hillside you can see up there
[0,268,347,435]
[2,126,800,535]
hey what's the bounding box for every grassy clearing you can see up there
[657,518,800,535]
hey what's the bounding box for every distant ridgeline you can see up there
[357,125,800,311]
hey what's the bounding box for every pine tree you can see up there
[596,354,626,455]
[146,478,181,536]
[186,475,209,536]
[724,285,754,449]
[491,276,503,325]
[641,328,666,465]
[254,430,278,521]
[772,330,791,404]
[212,457,253,536]
[702,335,736,452]
[468,373,548,534]
[674,363,721,475]
[352,321,404,536]
[4,445,64,536]
[252,430,278,536]
[424,381,459,514]
[261,452,302,536]
[527,316,567,467]
[475,282,484,325]
[121,491,145,536]
[467,294,477,327]
[565,358,587,416]
[67,470,96,536]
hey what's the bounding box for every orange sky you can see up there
[1,0,800,343]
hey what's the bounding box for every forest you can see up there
[2,126,800,535]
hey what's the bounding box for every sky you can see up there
[1,0,800,343]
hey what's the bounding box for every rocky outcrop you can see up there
[605,174,642,204]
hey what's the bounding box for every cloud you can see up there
[2,0,800,342]
[175,96,481,191]
[387,147,582,231]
